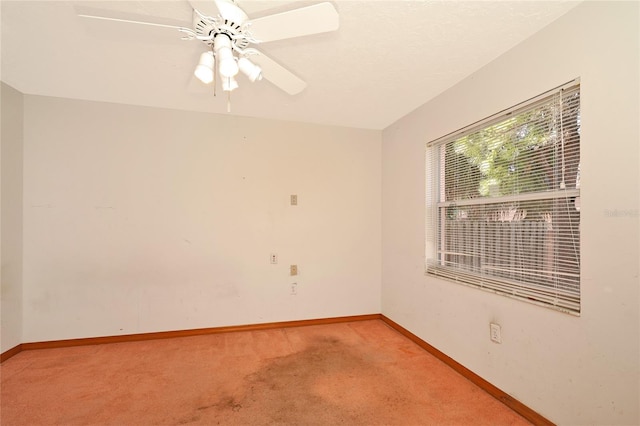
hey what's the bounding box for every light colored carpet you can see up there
[1,320,530,425]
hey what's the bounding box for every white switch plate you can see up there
[490,323,502,343]
[270,253,278,264]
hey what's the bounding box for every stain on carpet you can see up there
[191,336,410,425]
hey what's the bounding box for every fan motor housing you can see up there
[193,12,250,50]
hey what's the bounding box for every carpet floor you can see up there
[1,319,530,425]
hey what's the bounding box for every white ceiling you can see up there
[1,0,580,130]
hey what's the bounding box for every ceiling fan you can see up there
[78,0,339,104]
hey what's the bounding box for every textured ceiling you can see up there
[1,0,580,130]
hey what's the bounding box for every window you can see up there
[426,80,581,314]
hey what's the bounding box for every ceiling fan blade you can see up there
[75,6,189,30]
[247,2,339,43]
[78,14,186,30]
[250,52,307,95]
[186,0,220,20]
[188,0,249,24]
[213,0,249,24]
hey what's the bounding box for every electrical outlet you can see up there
[270,253,278,264]
[490,323,502,343]
[291,283,297,295]
[290,194,298,206]
[290,264,298,276]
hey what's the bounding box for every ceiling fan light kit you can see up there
[194,51,215,84]
[79,0,339,106]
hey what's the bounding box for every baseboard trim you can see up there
[0,344,23,363]
[1,314,381,360]
[380,315,553,426]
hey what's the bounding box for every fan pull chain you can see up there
[227,87,232,113]
[212,47,217,97]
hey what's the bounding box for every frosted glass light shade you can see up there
[238,57,262,82]
[194,51,214,84]
[214,35,238,78]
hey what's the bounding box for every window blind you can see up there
[426,81,581,314]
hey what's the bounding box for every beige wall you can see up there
[21,96,381,342]
[381,2,639,424]
[1,82,24,352]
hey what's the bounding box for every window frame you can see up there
[425,79,581,315]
